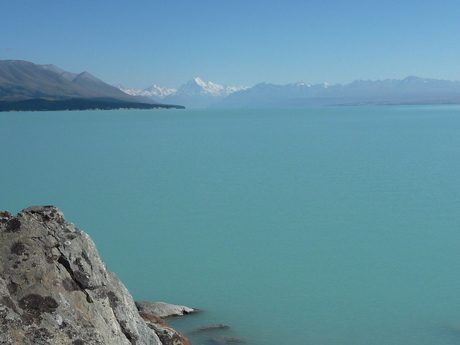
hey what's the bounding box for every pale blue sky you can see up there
[2,0,460,88]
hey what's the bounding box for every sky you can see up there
[1,0,460,89]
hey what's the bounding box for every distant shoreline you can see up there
[0,98,185,112]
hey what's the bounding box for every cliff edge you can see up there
[0,206,190,345]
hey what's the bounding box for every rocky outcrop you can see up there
[135,301,198,319]
[0,206,190,345]
[139,312,192,345]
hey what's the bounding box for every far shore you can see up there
[0,98,185,112]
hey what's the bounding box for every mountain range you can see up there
[118,78,249,108]
[119,76,460,108]
[0,60,183,110]
[0,60,148,102]
[211,77,460,108]
[2,59,460,110]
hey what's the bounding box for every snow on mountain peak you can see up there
[292,82,313,87]
[193,77,207,87]
[117,84,177,99]
[117,78,249,105]
[179,78,247,97]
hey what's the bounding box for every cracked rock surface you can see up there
[0,206,164,345]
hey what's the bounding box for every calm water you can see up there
[1,106,460,344]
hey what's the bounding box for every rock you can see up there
[135,301,199,318]
[211,336,247,344]
[139,312,192,345]
[186,324,231,335]
[0,206,189,345]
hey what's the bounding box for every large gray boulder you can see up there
[0,206,165,345]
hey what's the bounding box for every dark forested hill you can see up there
[0,98,184,112]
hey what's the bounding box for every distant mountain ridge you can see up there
[118,84,177,101]
[3,60,460,109]
[119,76,460,108]
[118,77,249,108]
[0,60,157,104]
[213,76,460,108]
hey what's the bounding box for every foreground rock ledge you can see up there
[0,206,191,345]
[135,301,199,319]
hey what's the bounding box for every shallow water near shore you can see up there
[1,106,460,344]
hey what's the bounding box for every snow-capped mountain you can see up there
[117,78,249,108]
[212,76,460,108]
[177,77,248,97]
[117,84,177,101]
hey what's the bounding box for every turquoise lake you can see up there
[1,106,460,344]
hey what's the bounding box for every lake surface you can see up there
[1,106,460,344]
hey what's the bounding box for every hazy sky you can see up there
[2,0,460,88]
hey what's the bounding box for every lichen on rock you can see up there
[0,206,191,345]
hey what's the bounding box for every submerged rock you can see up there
[0,206,190,345]
[187,324,231,335]
[136,301,199,318]
[211,336,247,344]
